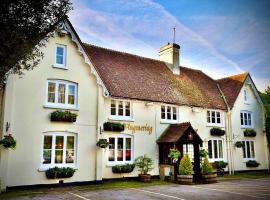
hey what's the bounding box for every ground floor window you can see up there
[183,144,194,162]
[208,139,223,161]
[42,132,76,168]
[108,134,133,164]
[242,141,255,159]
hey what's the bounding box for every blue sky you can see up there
[69,0,270,91]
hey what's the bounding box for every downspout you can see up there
[217,84,233,174]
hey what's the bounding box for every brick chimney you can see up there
[158,43,180,75]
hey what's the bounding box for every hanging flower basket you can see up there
[50,110,77,122]
[235,141,244,148]
[96,139,109,148]
[0,134,16,150]
[210,128,225,136]
[103,122,125,132]
[168,148,181,163]
[244,129,256,137]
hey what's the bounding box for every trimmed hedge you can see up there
[112,164,135,173]
[246,160,260,167]
[244,129,257,137]
[45,167,76,179]
[51,110,77,122]
[103,122,125,132]
[210,128,225,136]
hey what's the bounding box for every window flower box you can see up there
[45,167,76,179]
[244,129,256,137]
[96,139,109,148]
[103,122,125,132]
[50,110,77,122]
[112,164,135,173]
[246,160,260,167]
[210,128,225,136]
[0,134,16,150]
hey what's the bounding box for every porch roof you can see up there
[156,122,203,144]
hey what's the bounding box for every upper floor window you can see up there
[242,140,255,159]
[240,111,252,128]
[55,44,66,68]
[208,139,224,161]
[244,89,249,104]
[46,80,77,109]
[110,99,131,120]
[161,105,178,122]
[207,110,222,126]
[42,132,77,169]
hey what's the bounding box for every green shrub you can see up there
[235,141,244,148]
[112,164,135,173]
[0,134,16,149]
[168,148,181,163]
[199,149,208,158]
[179,154,193,175]
[135,155,153,175]
[96,139,109,148]
[210,128,225,136]
[246,160,260,167]
[244,129,257,137]
[215,161,228,169]
[51,110,77,122]
[201,157,213,175]
[103,122,125,132]
[45,167,76,179]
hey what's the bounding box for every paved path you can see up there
[3,178,270,200]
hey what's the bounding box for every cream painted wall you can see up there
[0,33,100,189]
[231,80,268,171]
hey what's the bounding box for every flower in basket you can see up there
[168,148,181,163]
[0,134,16,150]
[96,138,109,148]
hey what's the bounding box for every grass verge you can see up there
[218,171,270,181]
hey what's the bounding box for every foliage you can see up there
[0,134,16,149]
[96,139,109,148]
[246,160,260,167]
[45,167,76,179]
[201,157,213,175]
[51,110,77,122]
[215,161,228,169]
[0,0,72,86]
[134,155,153,175]
[103,122,125,132]
[235,141,244,148]
[244,129,257,137]
[168,148,181,163]
[210,128,225,136]
[112,164,135,174]
[199,149,208,158]
[179,154,193,175]
[260,86,270,151]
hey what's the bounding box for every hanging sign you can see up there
[124,123,153,135]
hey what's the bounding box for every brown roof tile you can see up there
[83,44,227,110]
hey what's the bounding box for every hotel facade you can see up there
[0,19,268,190]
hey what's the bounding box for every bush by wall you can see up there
[214,161,228,169]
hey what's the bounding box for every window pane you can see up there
[217,112,221,124]
[161,106,165,119]
[211,111,216,123]
[67,136,74,149]
[240,113,243,125]
[109,138,115,161]
[58,84,66,104]
[66,149,74,163]
[250,141,255,158]
[56,47,64,64]
[111,100,116,115]
[167,106,171,120]
[126,138,131,161]
[242,141,246,158]
[55,136,64,164]
[55,150,63,163]
[43,150,51,164]
[208,140,212,159]
[173,107,177,120]
[48,82,56,103]
[118,101,123,116]
[246,141,250,158]
[218,140,223,158]
[117,138,123,161]
[214,140,218,158]
[68,85,75,105]
[207,111,211,123]
[244,113,247,125]
[248,113,252,126]
[43,136,52,149]
[125,102,130,116]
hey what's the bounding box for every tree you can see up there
[261,86,270,150]
[0,0,72,86]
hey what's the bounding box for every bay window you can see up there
[46,80,77,109]
[207,110,222,126]
[110,99,132,120]
[208,139,224,161]
[242,141,255,159]
[240,111,253,128]
[108,135,133,164]
[161,105,178,122]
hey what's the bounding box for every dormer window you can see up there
[244,89,249,104]
[54,44,66,68]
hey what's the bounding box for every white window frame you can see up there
[244,89,249,104]
[207,138,224,162]
[240,111,253,128]
[107,134,134,166]
[207,110,223,126]
[54,44,67,68]
[242,140,255,161]
[160,105,178,123]
[110,99,132,121]
[45,80,78,109]
[40,132,77,170]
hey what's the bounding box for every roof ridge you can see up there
[217,72,249,81]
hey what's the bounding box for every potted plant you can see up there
[215,161,228,176]
[103,122,125,132]
[235,141,244,148]
[112,164,135,174]
[50,110,77,122]
[201,157,217,183]
[244,129,257,137]
[45,167,76,179]
[246,160,260,167]
[168,148,181,163]
[96,138,109,148]
[0,134,16,150]
[210,128,225,136]
[177,154,193,184]
[135,155,153,182]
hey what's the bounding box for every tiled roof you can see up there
[83,43,227,110]
[217,73,248,108]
